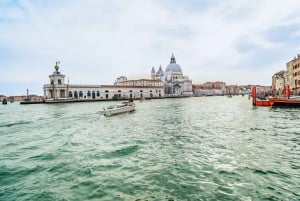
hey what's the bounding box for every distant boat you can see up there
[2,98,7,104]
[227,94,232,98]
[100,100,135,116]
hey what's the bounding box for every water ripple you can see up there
[0,98,299,200]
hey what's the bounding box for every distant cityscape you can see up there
[4,53,300,103]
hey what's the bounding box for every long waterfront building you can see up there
[43,63,164,101]
[43,54,193,101]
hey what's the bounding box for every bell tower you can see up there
[46,61,67,100]
[151,67,156,80]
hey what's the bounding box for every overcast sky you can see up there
[1,0,300,96]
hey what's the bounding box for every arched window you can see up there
[58,79,62,85]
[97,91,100,97]
[79,91,83,97]
[51,80,54,85]
[105,90,109,93]
[87,91,91,97]
[74,91,78,99]
[69,91,73,98]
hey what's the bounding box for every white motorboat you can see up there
[101,101,135,116]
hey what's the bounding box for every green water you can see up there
[0,96,299,201]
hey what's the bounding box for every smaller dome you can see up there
[156,65,164,77]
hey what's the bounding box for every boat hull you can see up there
[269,98,300,107]
[255,99,271,106]
[102,103,135,116]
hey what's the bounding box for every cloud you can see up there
[1,0,300,95]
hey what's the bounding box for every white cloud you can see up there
[1,0,300,95]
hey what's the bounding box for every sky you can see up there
[1,0,300,96]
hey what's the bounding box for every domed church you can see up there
[151,54,192,96]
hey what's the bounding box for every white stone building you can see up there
[43,62,164,101]
[152,54,193,96]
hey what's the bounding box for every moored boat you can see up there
[101,101,135,116]
[252,85,300,107]
[255,99,271,106]
[2,98,7,105]
[251,86,271,106]
[268,97,300,107]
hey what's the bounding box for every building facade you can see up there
[287,54,300,95]
[43,62,164,101]
[192,81,226,96]
[152,54,193,96]
[272,70,287,96]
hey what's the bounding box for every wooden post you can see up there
[252,86,256,106]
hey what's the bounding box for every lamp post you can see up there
[26,88,29,102]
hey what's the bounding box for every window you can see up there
[69,91,73,98]
[79,91,83,97]
[58,79,62,85]
[118,90,122,93]
[129,90,133,92]
[51,81,54,85]
[140,90,143,92]
[87,91,91,97]
[105,90,109,93]
[97,91,100,96]
[74,91,78,99]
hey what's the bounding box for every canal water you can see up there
[0,96,299,200]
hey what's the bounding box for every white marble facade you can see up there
[43,62,164,100]
[152,54,193,96]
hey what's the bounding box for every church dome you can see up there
[156,65,164,77]
[166,63,182,73]
[165,53,182,73]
